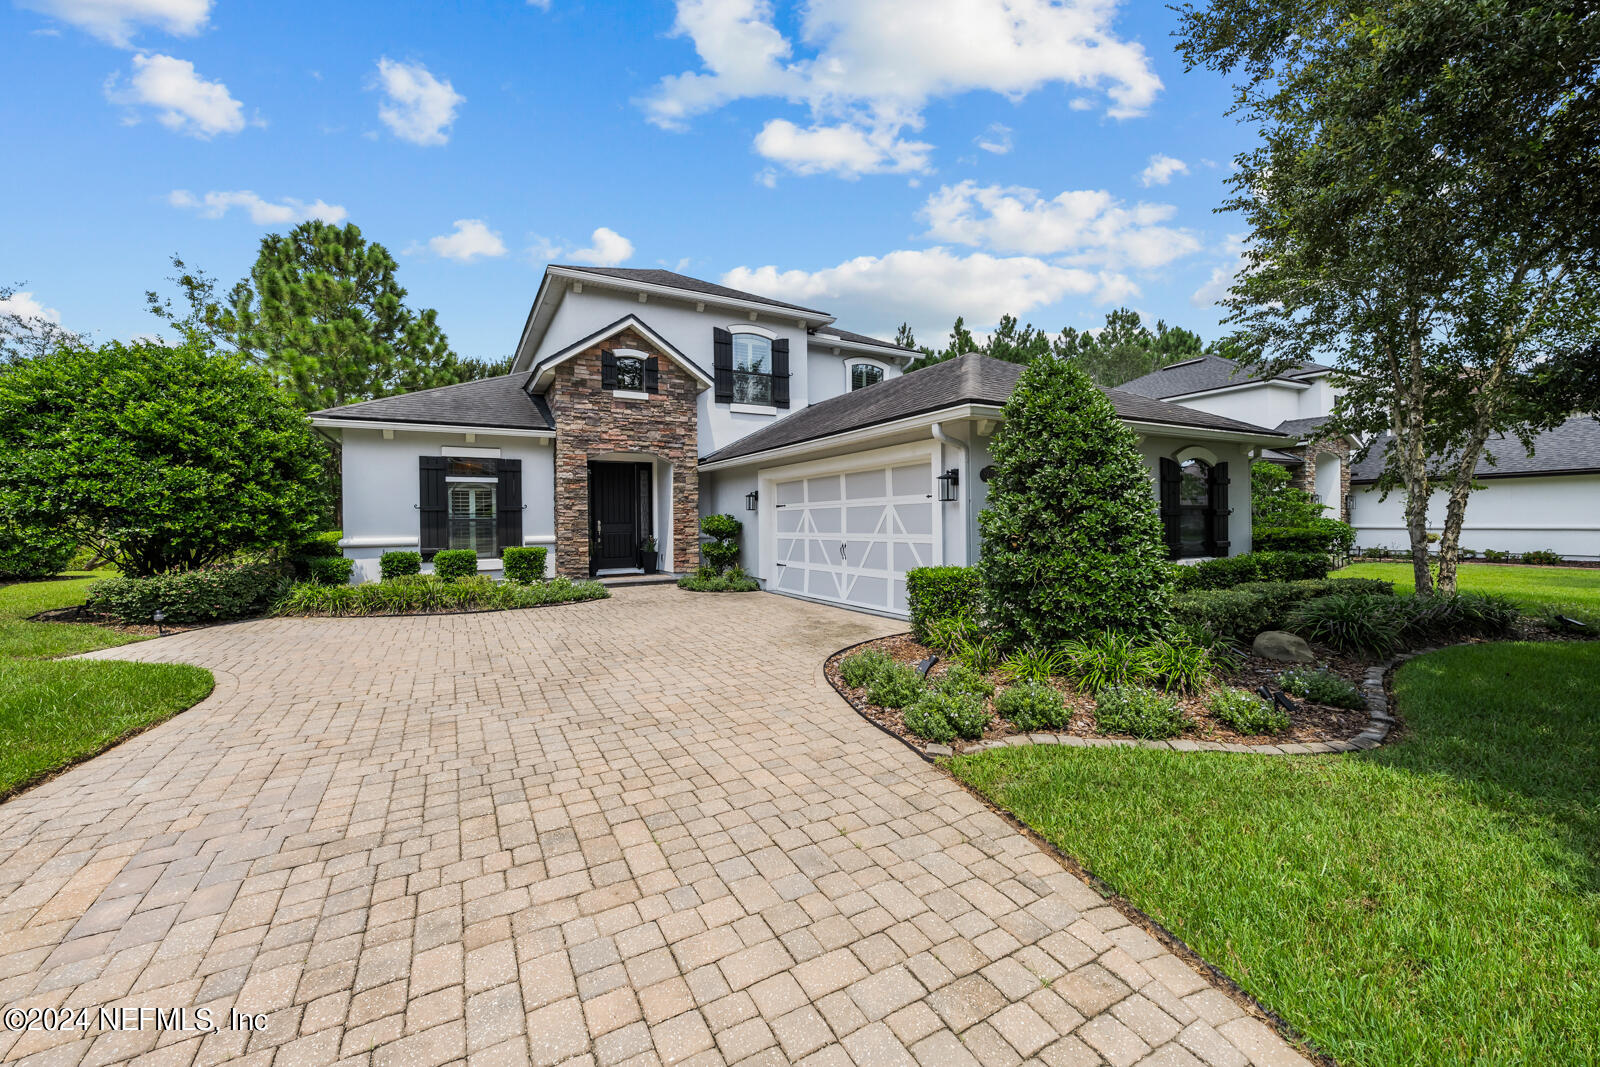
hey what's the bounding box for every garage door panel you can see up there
[766,454,936,617]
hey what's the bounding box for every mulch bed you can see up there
[825,633,1375,749]
[29,605,207,637]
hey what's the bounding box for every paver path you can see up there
[0,586,1308,1067]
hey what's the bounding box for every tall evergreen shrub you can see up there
[978,354,1172,644]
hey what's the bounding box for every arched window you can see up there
[1177,459,1211,557]
[849,362,885,391]
[1159,455,1230,559]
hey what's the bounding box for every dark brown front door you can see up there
[590,463,638,571]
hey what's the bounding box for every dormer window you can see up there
[849,363,885,391]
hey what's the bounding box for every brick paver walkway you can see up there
[0,587,1308,1067]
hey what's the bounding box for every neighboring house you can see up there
[1119,355,1358,521]
[311,266,1292,617]
[1118,353,1600,560]
[1348,417,1600,560]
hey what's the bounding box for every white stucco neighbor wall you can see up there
[1350,474,1600,560]
[1170,383,1305,428]
[338,428,557,583]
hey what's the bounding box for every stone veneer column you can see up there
[543,327,701,578]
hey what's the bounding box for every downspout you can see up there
[931,422,970,565]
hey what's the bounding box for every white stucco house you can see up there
[311,266,1294,617]
[1118,354,1600,560]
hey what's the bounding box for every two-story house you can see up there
[312,266,1295,616]
[1118,353,1600,560]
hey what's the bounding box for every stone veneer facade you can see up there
[545,328,700,578]
[1287,432,1354,523]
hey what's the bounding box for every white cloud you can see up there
[723,248,1128,341]
[0,291,62,326]
[17,0,211,47]
[753,119,930,178]
[373,57,463,146]
[107,53,245,137]
[569,227,634,266]
[527,0,550,7]
[920,181,1200,269]
[975,123,1012,155]
[169,189,347,225]
[426,219,507,262]
[1140,153,1188,187]
[642,0,1160,177]
[1191,233,1249,307]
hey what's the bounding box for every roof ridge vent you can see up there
[1163,357,1207,370]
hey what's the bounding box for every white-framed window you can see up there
[446,456,497,557]
[732,333,773,405]
[849,362,886,391]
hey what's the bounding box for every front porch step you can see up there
[596,573,680,588]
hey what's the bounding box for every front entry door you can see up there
[590,463,638,571]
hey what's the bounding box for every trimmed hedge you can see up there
[304,556,354,586]
[86,563,288,624]
[1171,577,1395,640]
[272,574,608,616]
[502,546,547,584]
[432,549,478,580]
[1254,518,1356,556]
[380,551,422,580]
[905,566,982,644]
[1171,550,1331,591]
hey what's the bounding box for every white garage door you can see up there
[770,460,936,615]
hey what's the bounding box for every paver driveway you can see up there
[0,587,1308,1067]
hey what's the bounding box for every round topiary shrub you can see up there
[432,549,478,581]
[978,353,1172,646]
[380,551,422,581]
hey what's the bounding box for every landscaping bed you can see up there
[826,632,1375,752]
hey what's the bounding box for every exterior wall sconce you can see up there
[745,490,759,511]
[936,468,960,502]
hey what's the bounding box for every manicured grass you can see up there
[951,641,1600,1066]
[0,572,214,798]
[0,572,147,659]
[1342,559,1600,626]
[0,659,213,797]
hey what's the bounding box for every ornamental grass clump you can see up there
[978,353,1172,645]
[999,646,1068,685]
[1208,688,1290,735]
[1061,631,1149,693]
[1094,685,1187,739]
[995,681,1069,731]
[1287,593,1410,655]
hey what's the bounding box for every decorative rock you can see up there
[1251,630,1316,663]
[925,744,953,758]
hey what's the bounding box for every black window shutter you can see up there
[713,328,734,403]
[771,338,790,408]
[419,456,448,559]
[1158,457,1181,558]
[1208,461,1231,556]
[496,458,523,557]
[644,356,660,393]
[600,349,618,389]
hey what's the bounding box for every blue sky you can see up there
[1,0,1256,362]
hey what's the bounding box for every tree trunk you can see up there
[1398,330,1434,595]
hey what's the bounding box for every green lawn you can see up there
[951,641,1600,1066]
[1342,559,1600,627]
[0,573,213,798]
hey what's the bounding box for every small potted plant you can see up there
[639,535,659,573]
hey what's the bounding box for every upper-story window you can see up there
[732,333,773,405]
[849,363,885,391]
[614,355,644,392]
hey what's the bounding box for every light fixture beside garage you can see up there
[745,490,759,511]
[937,468,960,502]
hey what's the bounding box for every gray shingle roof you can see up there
[1117,354,1331,399]
[311,374,555,431]
[814,325,919,354]
[553,266,828,316]
[1274,415,1333,438]
[1351,415,1600,483]
[702,353,1289,465]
